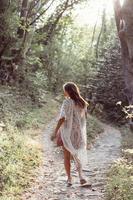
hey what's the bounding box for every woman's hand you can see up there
[51,133,56,141]
[51,117,65,141]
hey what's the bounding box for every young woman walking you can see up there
[52,82,89,187]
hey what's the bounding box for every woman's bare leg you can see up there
[74,157,84,180]
[63,146,72,182]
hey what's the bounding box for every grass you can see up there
[15,96,59,136]
[105,126,133,200]
[7,93,59,131]
[86,114,104,147]
[0,125,41,200]
[0,90,59,200]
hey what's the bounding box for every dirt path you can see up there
[22,120,122,200]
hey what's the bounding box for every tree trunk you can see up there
[114,0,133,128]
[17,0,29,38]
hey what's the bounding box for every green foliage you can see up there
[91,35,126,123]
[0,124,42,199]
[15,94,59,130]
[106,160,133,200]
[122,127,133,150]
[106,127,133,200]
[0,87,59,199]
[0,86,59,129]
[1,1,131,200]
[87,115,104,145]
[0,0,126,123]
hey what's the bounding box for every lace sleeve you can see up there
[59,99,71,120]
[85,104,88,118]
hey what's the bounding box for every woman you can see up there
[52,82,89,187]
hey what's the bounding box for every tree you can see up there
[114,0,133,128]
[0,0,11,59]
[0,0,83,84]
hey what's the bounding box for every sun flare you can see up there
[74,0,124,27]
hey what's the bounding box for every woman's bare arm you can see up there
[51,117,65,140]
[55,117,65,134]
[85,110,88,119]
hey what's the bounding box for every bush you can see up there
[105,127,133,200]
[106,160,133,200]
[0,123,42,199]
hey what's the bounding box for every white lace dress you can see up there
[59,97,88,168]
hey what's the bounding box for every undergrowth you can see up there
[15,96,59,131]
[87,115,104,146]
[0,123,41,200]
[0,87,59,200]
[105,126,133,200]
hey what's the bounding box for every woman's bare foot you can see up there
[80,178,87,185]
[80,179,92,187]
[67,178,72,187]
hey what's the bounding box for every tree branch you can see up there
[95,8,105,59]
[90,8,100,48]
[29,0,55,25]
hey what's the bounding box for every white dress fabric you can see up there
[59,97,88,168]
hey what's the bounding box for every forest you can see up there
[0,0,133,200]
